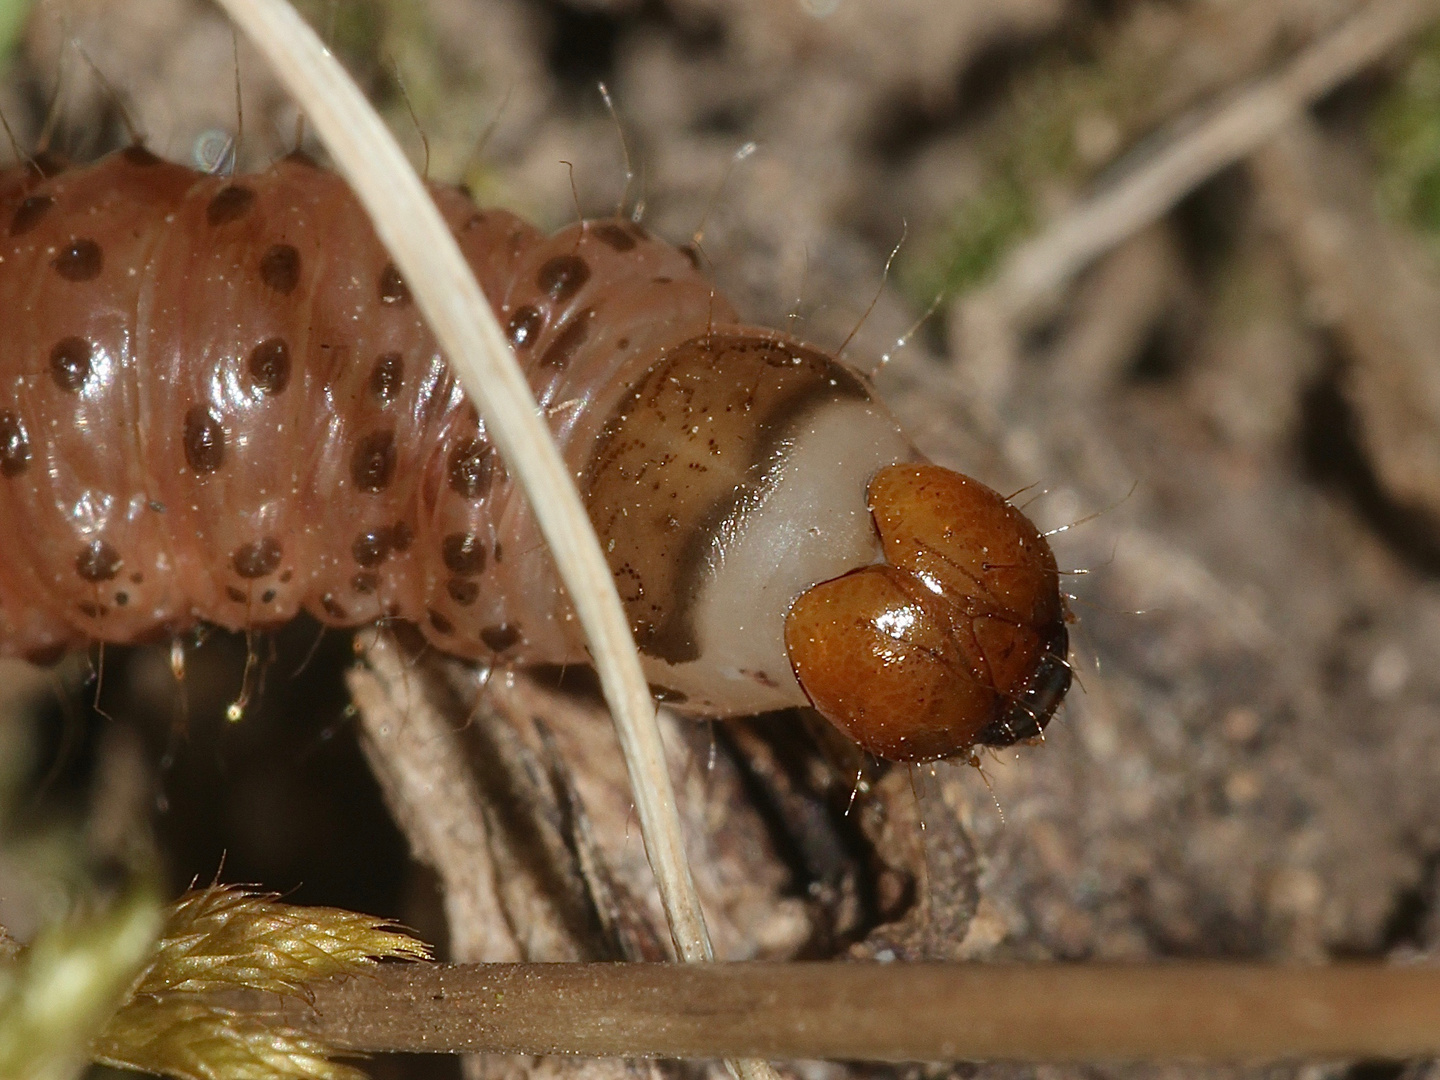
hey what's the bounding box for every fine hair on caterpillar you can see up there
[0,130,1072,763]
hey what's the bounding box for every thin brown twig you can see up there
[979,0,1440,328]
[221,960,1440,1062]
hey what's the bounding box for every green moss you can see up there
[0,0,23,44]
[291,0,387,78]
[903,173,1032,302]
[0,0,33,67]
[284,0,504,187]
[1374,27,1440,244]
[0,889,162,1080]
[899,27,1177,308]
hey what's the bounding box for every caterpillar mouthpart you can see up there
[783,463,1072,763]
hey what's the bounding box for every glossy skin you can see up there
[784,465,1071,762]
[0,147,717,662]
[0,147,1069,762]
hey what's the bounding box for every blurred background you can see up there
[4,0,1440,1077]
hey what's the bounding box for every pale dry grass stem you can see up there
[205,4,770,1079]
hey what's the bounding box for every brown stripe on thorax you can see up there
[583,331,872,664]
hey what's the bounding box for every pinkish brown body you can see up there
[0,147,1069,761]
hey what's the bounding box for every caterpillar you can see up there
[0,144,1071,763]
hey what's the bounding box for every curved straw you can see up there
[209,0,710,970]
[982,0,1440,325]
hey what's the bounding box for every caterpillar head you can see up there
[784,463,1071,762]
[586,332,1070,762]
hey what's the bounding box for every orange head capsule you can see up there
[784,463,1071,762]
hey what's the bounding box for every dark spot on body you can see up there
[77,602,100,618]
[537,254,590,303]
[260,588,277,603]
[279,570,292,583]
[76,540,121,582]
[184,407,226,473]
[442,532,486,576]
[428,609,455,635]
[248,338,291,394]
[54,239,102,282]
[25,644,67,666]
[114,591,129,606]
[351,430,396,492]
[481,624,520,652]
[391,521,414,552]
[378,262,411,305]
[649,684,688,704]
[226,586,246,603]
[321,594,348,620]
[232,537,282,579]
[616,337,629,350]
[207,185,256,226]
[0,412,30,476]
[352,572,378,594]
[446,578,479,606]
[652,276,672,284]
[352,529,392,568]
[447,437,494,499]
[49,337,92,392]
[123,145,162,167]
[593,222,636,252]
[507,305,542,349]
[540,309,592,369]
[260,243,300,294]
[369,352,403,403]
[9,195,53,236]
